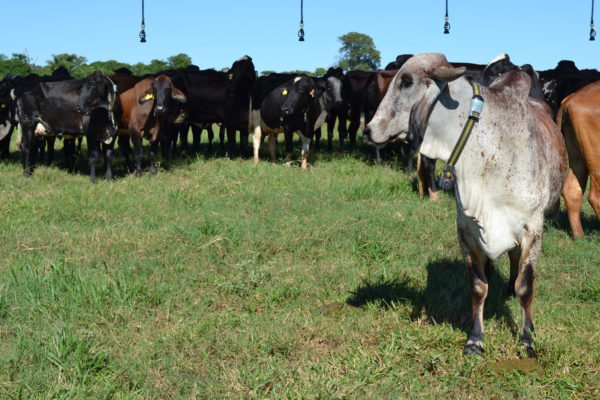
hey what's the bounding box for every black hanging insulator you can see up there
[298,0,305,41]
[444,17,450,34]
[298,22,305,41]
[140,23,146,43]
[591,0,596,40]
[139,0,146,43]
[443,0,450,34]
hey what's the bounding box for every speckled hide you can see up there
[365,53,568,355]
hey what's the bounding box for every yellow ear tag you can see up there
[309,88,315,96]
[282,89,288,96]
[228,73,234,79]
[0,104,5,108]
[144,93,154,100]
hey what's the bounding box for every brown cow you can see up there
[557,81,600,238]
[118,75,186,176]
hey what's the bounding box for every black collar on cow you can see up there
[438,82,484,191]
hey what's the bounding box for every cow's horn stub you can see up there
[431,66,467,82]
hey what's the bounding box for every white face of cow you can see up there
[324,76,342,107]
[365,53,466,147]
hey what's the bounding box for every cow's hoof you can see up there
[428,190,439,201]
[463,343,484,356]
[284,160,293,167]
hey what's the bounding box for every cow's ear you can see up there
[138,90,155,104]
[171,87,186,103]
[407,78,445,147]
[431,66,466,82]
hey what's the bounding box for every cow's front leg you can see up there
[300,134,311,169]
[149,141,159,175]
[269,134,278,163]
[283,129,294,166]
[515,231,541,352]
[132,133,143,177]
[102,141,114,181]
[459,233,489,355]
[20,126,35,176]
[88,139,99,182]
[45,136,56,165]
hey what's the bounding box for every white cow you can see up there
[364,53,567,354]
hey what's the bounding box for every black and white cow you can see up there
[251,74,342,168]
[17,70,117,180]
[538,60,600,117]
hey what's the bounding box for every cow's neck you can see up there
[420,77,473,163]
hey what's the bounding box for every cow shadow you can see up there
[548,208,600,237]
[346,259,517,335]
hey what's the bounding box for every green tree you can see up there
[314,67,327,76]
[0,53,36,78]
[167,53,192,69]
[89,60,132,74]
[337,32,381,71]
[45,53,90,77]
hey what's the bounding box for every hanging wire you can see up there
[591,0,596,41]
[139,0,147,43]
[443,0,450,34]
[298,0,305,41]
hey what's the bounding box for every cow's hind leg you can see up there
[588,173,600,221]
[63,138,76,172]
[515,231,542,352]
[562,167,588,238]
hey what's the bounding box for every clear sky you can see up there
[2,1,598,73]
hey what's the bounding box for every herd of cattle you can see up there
[0,52,599,354]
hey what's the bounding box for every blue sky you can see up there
[2,1,598,73]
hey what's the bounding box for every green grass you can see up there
[0,127,599,399]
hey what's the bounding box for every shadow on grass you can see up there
[546,208,600,237]
[346,258,517,335]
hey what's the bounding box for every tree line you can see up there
[1,32,381,79]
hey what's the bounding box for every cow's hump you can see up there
[488,70,531,101]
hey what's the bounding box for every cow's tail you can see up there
[247,94,253,134]
[555,101,569,134]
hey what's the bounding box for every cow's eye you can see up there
[400,73,413,89]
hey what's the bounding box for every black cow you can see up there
[480,53,544,100]
[343,70,375,151]
[251,74,342,168]
[538,60,600,116]
[169,56,256,156]
[1,67,76,163]
[17,70,117,180]
[384,54,413,71]
[314,66,347,151]
[0,77,19,158]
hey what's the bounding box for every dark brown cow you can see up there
[118,75,186,175]
[556,80,600,238]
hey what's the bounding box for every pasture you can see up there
[0,130,598,399]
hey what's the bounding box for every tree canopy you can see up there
[337,32,381,71]
[0,52,195,79]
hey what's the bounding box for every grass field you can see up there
[0,129,599,399]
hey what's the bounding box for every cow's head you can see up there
[280,76,320,120]
[364,53,466,148]
[227,55,256,92]
[145,75,186,116]
[481,53,518,86]
[321,76,343,109]
[77,71,115,115]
